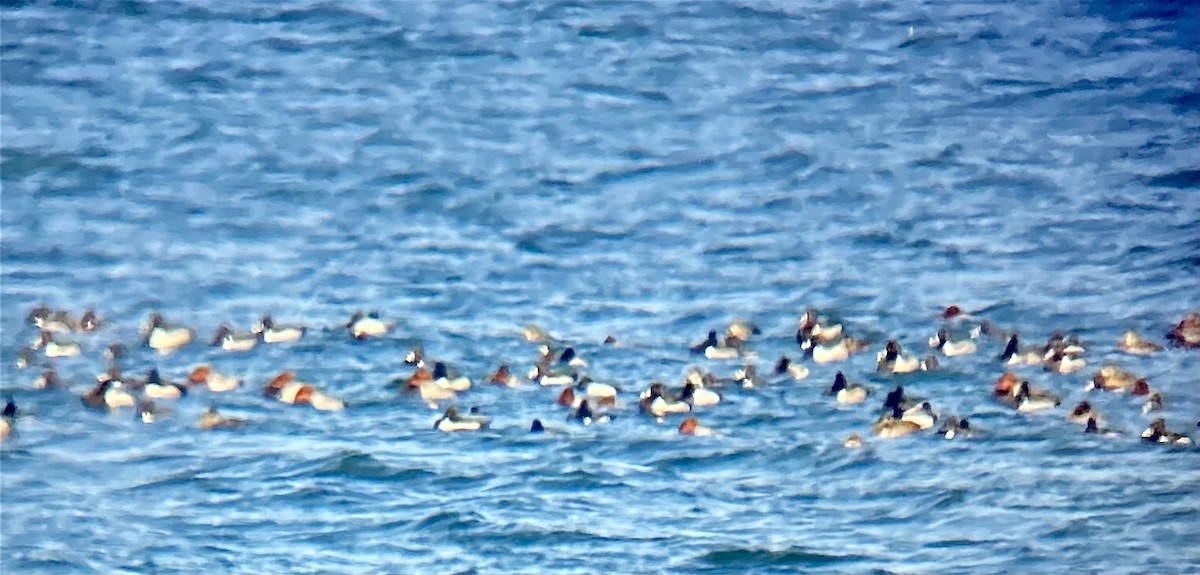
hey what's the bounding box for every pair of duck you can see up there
[876,340,939,374]
[27,305,102,334]
[263,372,345,411]
[690,319,760,360]
[993,372,1062,412]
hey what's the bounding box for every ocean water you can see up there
[1,0,1198,573]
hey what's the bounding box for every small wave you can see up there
[569,81,671,104]
[313,450,435,482]
[411,509,486,532]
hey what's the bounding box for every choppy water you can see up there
[2,0,1199,573]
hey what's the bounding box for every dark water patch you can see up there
[576,19,652,40]
[911,144,965,168]
[568,81,671,104]
[411,509,486,532]
[1141,169,1200,189]
[162,63,231,92]
[312,450,435,482]
[693,546,863,572]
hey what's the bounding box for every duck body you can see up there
[929,329,976,357]
[773,355,810,381]
[805,338,865,364]
[1167,313,1200,348]
[188,365,243,392]
[347,311,392,340]
[199,407,246,430]
[433,406,489,432]
[679,416,718,436]
[211,325,257,352]
[1118,330,1161,355]
[828,371,870,404]
[254,315,306,343]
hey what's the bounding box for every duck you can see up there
[828,371,870,404]
[254,315,306,343]
[433,406,489,432]
[876,340,937,373]
[639,382,691,417]
[576,376,619,402]
[997,334,1042,366]
[796,308,843,346]
[263,371,345,411]
[872,408,923,438]
[929,328,977,357]
[28,305,76,333]
[431,362,472,392]
[803,337,868,364]
[773,355,810,381]
[690,330,742,359]
[1068,400,1100,424]
[1166,312,1200,348]
[79,308,102,332]
[733,364,764,389]
[141,313,193,354]
[936,416,976,439]
[557,386,582,408]
[1043,331,1086,357]
[843,433,865,448]
[530,419,547,433]
[199,406,246,430]
[31,331,81,358]
[1086,364,1146,393]
[33,369,64,390]
[347,310,393,340]
[140,368,187,400]
[1083,417,1120,437]
[1014,381,1061,413]
[901,402,938,429]
[1141,418,1192,445]
[679,381,720,407]
[568,399,613,426]
[137,400,164,424]
[523,324,552,343]
[404,345,424,366]
[528,362,575,386]
[210,324,258,352]
[3,397,16,419]
[725,320,760,342]
[82,376,136,410]
[1118,330,1162,355]
[678,416,719,436]
[882,385,919,414]
[187,364,243,392]
[554,346,588,369]
[486,364,521,387]
[1042,343,1087,374]
[1143,392,1164,414]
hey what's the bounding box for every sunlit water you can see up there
[2,1,1198,573]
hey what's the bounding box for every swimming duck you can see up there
[576,376,619,402]
[936,416,975,439]
[1086,365,1146,393]
[929,328,976,357]
[486,364,521,387]
[901,402,938,429]
[733,364,764,389]
[876,340,938,373]
[253,315,306,343]
[796,308,843,346]
[872,408,923,438]
[997,334,1042,366]
[523,324,552,343]
[1141,418,1192,445]
[28,306,76,333]
[726,320,761,342]
[1015,381,1061,413]
[557,387,582,408]
[187,365,243,392]
[432,362,472,392]
[3,397,16,419]
[1143,392,1164,414]
[33,369,64,390]
[690,330,742,359]
[82,376,136,410]
[803,337,868,364]
[263,371,344,411]
[679,381,720,407]
[1042,343,1087,374]
[882,385,919,414]
[528,362,576,386]
[1043,331,1086,357]
[569,399,614,426]
[346,310,393,340]
[1068,400,1099,424]
[31,331,81,358]
[843,433,865,448]
[678,416,718,436]
[199,406,246,430]
[433,406,489,432]
[1118,330,1162,355]
[404,345,425,366]
[828,371,870,404]
[639,382,691,417]
[210,325,258,352]
[141,313,193,354]
[137,400,164,424]
[530,419,546,433]
[1166,312,1200,348]
[554,346,588,369]
[773,355,810,381]
[79,308,101,332]
[140,368,187,399]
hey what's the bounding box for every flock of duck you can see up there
[3,304,1200,448]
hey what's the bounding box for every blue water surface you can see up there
[2,1,1198,573]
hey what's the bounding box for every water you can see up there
[2,0,1198,573]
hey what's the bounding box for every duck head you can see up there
[264,371,295,397]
